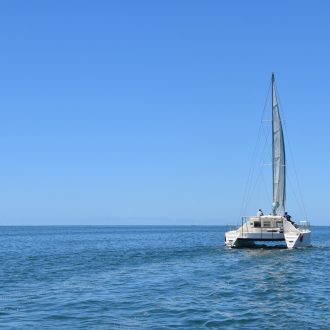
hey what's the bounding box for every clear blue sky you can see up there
[0,1,329,225]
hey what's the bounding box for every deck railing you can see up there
[296,221,310,230]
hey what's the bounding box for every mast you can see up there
[272,73,286,216]
[272,73,275,214]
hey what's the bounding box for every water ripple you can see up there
[0,226,329,329]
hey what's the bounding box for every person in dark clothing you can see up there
[284,212,294,224]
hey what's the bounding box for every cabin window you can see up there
[276,221,283,227]
[263,221,271,227]
[254,221,261,228]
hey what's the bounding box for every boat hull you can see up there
[224,216,311,249]
[284,231,311,249]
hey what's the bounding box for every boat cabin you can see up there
[246,215,284,233]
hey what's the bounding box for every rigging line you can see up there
[243,126,271,215]
[287,173,306,220]
[284,129,308,220]
[243,131,272,215]
[287,149,308,219]
[239,83,271,219]
[276,85,308,220]
[261,170,271,204]
[260,121,272,165]
[243,117,271,215]
[243,164,264,215]
[239,79,272,219]
[239,103,268,214]
[243,122,272,215]
[287,176,307,221]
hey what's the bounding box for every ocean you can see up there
[0,225,329,329]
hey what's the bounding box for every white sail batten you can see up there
[272,74,286,216]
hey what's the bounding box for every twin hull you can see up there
[225,215,311,249]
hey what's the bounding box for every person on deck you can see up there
[257,209,264,216]
[284,212,294,224]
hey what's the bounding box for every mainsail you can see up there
[272,74,286,216]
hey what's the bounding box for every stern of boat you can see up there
[284,220,311,249]
[224,230,240,247]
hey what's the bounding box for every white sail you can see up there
[272,74,286,216]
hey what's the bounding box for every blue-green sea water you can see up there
[0,226,329,329]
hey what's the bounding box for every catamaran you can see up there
[225,74,311,249]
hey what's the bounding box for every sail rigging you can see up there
[225,74,311,249]
[272,74,286,216]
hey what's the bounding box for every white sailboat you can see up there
[225,74,311,249]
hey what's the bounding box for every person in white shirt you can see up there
[257,209,264,216]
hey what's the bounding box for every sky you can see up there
[0,1,329,225]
